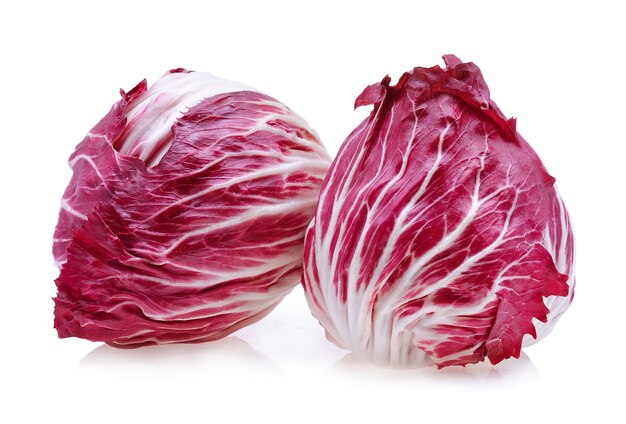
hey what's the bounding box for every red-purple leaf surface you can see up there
[302,55,574,368]
[53,69,330,347]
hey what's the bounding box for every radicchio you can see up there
[54,69,330,347]
[302,55,574,368]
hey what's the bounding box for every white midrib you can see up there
[368,129,494,362]
[376,130,489,307]
[60,198,87,220]
[345,106,413,342]
[313,119,375,343]
[118,72,257,164]
[353,122,450,353]
[145,160,329,223]
[160,195,319,256]
[68,154,108,183]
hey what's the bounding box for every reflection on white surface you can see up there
[325,351,540,385]
[77,328,539,385]
[77,336,285,379]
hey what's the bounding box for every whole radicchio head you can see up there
[302,55,574,368]
[54,69,330,347]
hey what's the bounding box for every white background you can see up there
[1,1,624,422]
